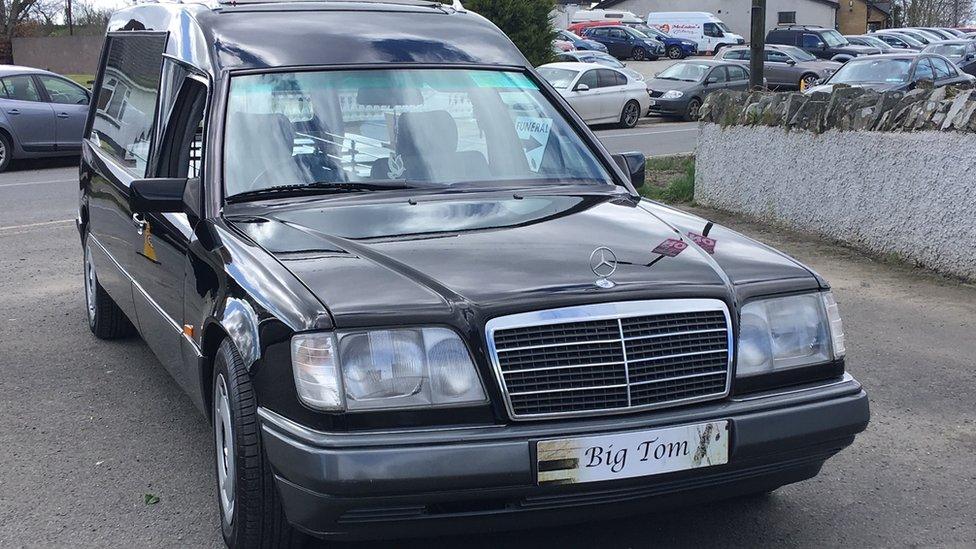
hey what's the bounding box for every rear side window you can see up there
[727,65,749,81]
[1,75,42,102]
[597,69,625,87]
[914,58,935,80]
[724,50,748,60]
[931,57,954,78]
[91,33,167,176]
[766,30,790,45]
[37,75,89,105]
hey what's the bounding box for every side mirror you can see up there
[705,76,719,85]
[819,42,827,49]
[575,83,590,92]
[787,59,797,66]
[612,151,646,189]
[129,178,192,214]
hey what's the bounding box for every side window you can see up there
[703,23,720,37]
[1,75,42,102]
[156,77,207,180]
[914,58,935,81]
[91,33,167,176]
[931,57,953,78]
[36,75,89,105]
[577,70,599,89]
[801,34,823,48]
[708,67,729,83]
[725,50,746,60]
[727,65,749,81]
[596,69,623,87]
[766,50,791,63]
[591,28,608,38]
[609,29,627,40]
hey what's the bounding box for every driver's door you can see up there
[567,69,602,123]
[35,74,90,152]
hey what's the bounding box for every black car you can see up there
[807,52,975,93]
[767,25,879,62]
[922,40,976,75]
[582,25,664,60]
[80,1,869,547]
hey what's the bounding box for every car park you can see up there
[844,34,898,53]
[556,29,609,53]
[581,24,663,60]
[767,25,879,62]
[0,65,90,172]
[871,30,926,50]
[79,1,870,547]
[646,11,745,55]
[922,40,976,75]
[806,52,974,93]
[537,62,650,127]
[718,45,840,90]
[646,60,751,120]
[553,50,646,81]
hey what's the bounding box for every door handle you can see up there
[7,109,19,115]
[132,213,148,235]
[57,112,70,119]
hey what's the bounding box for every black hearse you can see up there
[79,1,869,546]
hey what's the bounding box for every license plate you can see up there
[648,99,656,106]
[536,420,729,485]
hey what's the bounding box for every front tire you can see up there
[631,46,647,61]
[0,131,12,173]
[84,236,135,339]
[619,100,642,128]
[799,73,820,91]
[684,97,703,122]
[213,340,304,549]
[667,45,683,59]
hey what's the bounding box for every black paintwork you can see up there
[767,26,878,61]
[81,0,831,435]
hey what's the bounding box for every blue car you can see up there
[627,23,699,59]
[556,29,609,53]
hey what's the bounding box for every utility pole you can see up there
[67,0,74,36]
[749,0,766,89]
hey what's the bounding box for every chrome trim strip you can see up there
[623,327,727,341]
[496,337,622,353]
[485,299,733,421]
[625,348,728,364]
[88,234,202,356]
[508,383,629,397]
[617,318,632,407]
[256,406,497,439]
[503,359,626,375]
[629,370,726,386]
[731,373,855,402]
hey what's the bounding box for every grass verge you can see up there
[640,155,695,203]
[65,74,96,88]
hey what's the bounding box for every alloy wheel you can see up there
[214,374,236,526]
[633,47,646,61]
[0,139,6,167]
[623,102,640,127]
[84,243,96,325]
[668,45,682,59]
[800,74,819,91]
[688,99,702,121]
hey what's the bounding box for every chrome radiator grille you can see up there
[486,300,732,420]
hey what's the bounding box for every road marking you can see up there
[0,178,74,189]
[597,127,699,139]
[0,219,75,232]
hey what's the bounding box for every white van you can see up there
[646,12,745,55]
[571,9,644,25]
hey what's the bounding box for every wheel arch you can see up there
[830,54,853,63]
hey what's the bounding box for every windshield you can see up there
[626,27,650,39]
[858,36,888,49]
[561,30,582,41]
[656,62,710,82]
[634,24,669,38]
[538,67,579,88]
[828,58,912,84]
[822,30,848,47]
[717,22,731,33]
[779,46,817,61]
[223,69,613,199]
[925,43,967,57]
[887,32,925,47]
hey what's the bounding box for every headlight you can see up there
[662,90,684,99]
[291,328,487,411]
[737,292,844,378]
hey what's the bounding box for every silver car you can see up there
[0,65,91,172]
[717,45,841,91]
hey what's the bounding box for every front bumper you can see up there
[260,375,869,540]
[648,95,692,116]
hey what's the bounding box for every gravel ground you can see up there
[1,166,973,548]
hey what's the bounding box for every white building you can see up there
[591,0,839,36]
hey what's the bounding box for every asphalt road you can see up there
[595,121,699,157]
[1,160,974,548]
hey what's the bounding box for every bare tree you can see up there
[897,0,975,26]
[0,0,44,61]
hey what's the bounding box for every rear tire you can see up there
[684,98,703,122]
[84,236,135,339]
[619,100,642,128]
[799,72,820,91]
[0,132,12,173]
[632,46,647,61]
[667,45,683,59]
[213,340,306,549]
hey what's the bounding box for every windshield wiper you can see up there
[227,181,418,202]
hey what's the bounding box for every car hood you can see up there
[228,191,818,327]
[803,59,843,73]
[843,44,881,55]
[647,77,700,93]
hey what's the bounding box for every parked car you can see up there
[909,27,955,41]
[717,45,840,90]
[625,23,699,59]
[806,53,974,93]
[81,2,869,547]
[553,50,646,81]
[767,25,879,62]
[844,34,897,53]
[567,19,623,35]
[0,66,90,172]
[552,39,576,53]
[646,60,750,120]
[922,40,976,75]
[556,29,609,53]
[580,24,663,60]
[876,28,936,45]
[646,11,745,55]
[860,32,922,51]
[570,8,644,25]
[537,62,650,127]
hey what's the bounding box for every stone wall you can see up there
[695,88,976,281]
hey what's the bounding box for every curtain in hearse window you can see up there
[92,33,167,176]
